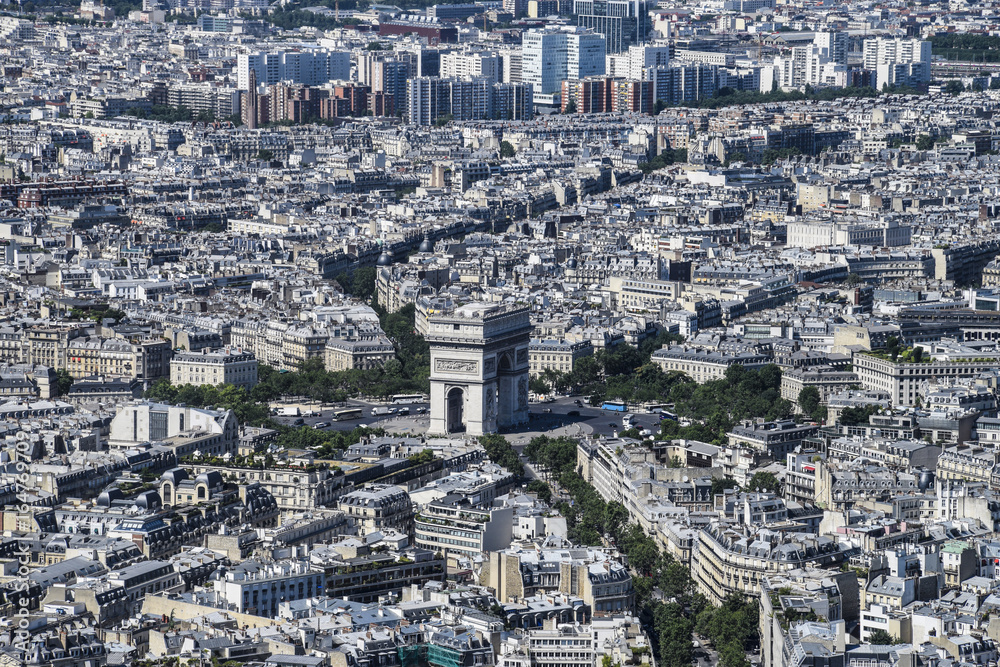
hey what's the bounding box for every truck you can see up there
[279,406,301,417]
[371,406,396,417]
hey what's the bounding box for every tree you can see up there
[845,273,863,286]
[434,114,453,126]
[628,538,660,576]
[478,434,524,477]
[867,629,900,645]
[529,376,549,395]
[719,643,750,667]
[711,478,739,497]
[746,471,781,495]
[798,386,824,422]
[570,355,601,386]
[653,99,666,114]
[564,97,577,114]
[54,370,74,397]
[499,140,516,158]
[885,335,900,362]
[409,449,435,465]
[660,560,694,599]
[525,480,552,503]
[915,135,935,151]
[945,80,965,95]
[604,501,629,542]
[911,346,924,363]
[350,266,377,302]
[839,404,879,427]
[257,149,274,161]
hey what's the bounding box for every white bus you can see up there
[391,394,427,404]
[333,408,364,421]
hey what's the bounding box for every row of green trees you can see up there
[641,148,689,174]
[521,434,759,667]
[479,434,524,478]
[529,331,685,402]
[124,105,237,124]
[660,364,794,444]
[532,349,811,445]
[143,376,386,454]
[693,85,879,110]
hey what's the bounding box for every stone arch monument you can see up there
[426,303,531,436]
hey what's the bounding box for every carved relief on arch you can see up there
[435,359,478,373]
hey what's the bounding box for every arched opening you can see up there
[498,353,513,374]
[447,387,465,433]
[197,485,207,500]
[162,483,172,505]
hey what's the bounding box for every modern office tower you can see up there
[862,37,932,90]
[573,0,650,53]
[440,51,502,83]
[236,50,350,90]
[522,26,606,95]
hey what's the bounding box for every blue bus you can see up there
[659,411,678,421]
[602,401,627,411]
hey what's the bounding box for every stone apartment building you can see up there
[170,348,258,389]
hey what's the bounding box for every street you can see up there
[270,395,665,441]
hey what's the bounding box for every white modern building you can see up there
[108,401,238,457]
[218,559,324,617]
[440,51,502,83]
[862,37,931,90]
[237,50,351,90]
[522,26,606,95]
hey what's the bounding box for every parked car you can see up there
[313,422,329,429]
[542,408,553,413]
[568,410,580,416]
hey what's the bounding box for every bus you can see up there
[659,411,678,421]
[391,394,427,405]
[333,409,364,421]
[601,401,628,411]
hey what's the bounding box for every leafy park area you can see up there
[536,347,805,445]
